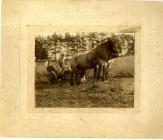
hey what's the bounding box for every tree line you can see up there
[35,32,134,60]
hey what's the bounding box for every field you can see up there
[35,56,134,108]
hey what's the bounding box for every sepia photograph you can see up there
[35,32,135,108]
[2,0,163,138]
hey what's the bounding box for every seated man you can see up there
[58,54,66,75]
[45,58,54,72]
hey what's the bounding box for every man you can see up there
[105,59,114,79]
[97,59,114,81]
[58,54,66,75]
[45,58,54,72]
[45,58,51,68]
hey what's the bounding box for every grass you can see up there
[35,56,134,108]
[35,77,134,108]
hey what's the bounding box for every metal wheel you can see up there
[47,71,58,84]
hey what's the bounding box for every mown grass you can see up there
[35,77,134,108]
[35,56,134,108]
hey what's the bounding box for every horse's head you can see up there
[108,35,129,57]
[107,35,128,58]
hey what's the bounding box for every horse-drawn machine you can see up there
[46,59,72,84]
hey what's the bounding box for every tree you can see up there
[35,36,47,60]
[51,32,59,41]
[65,32,73,42]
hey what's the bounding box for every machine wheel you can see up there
[47,72,58,84]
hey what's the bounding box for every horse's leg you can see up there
[74,71,77,84]
[76,75,80,85]
[103,65,107,81]
[70,71,74,86]
[97,65,102,80]
[80,70,86,83]
[76,70,81,85]
[73,70,78,85]
[105,70,109,80]
[105,61,113,80]
[105,64,110,80]
[93,65,98,83]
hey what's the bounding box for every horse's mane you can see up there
[94,39,112,60]
[98,40,110,47]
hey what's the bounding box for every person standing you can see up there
[58,54,66,75]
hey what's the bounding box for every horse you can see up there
[69,36,123,85]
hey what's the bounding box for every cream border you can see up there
[19,25,141,119]
[2,0,163,137]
